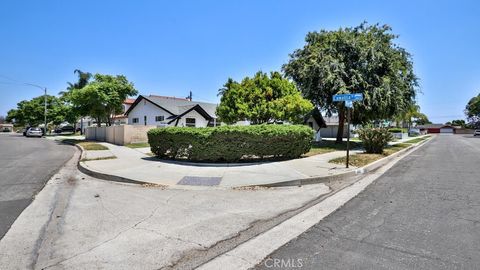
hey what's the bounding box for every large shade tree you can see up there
[216,71,313,124]
[68,74,138,126]
[6,95,74,127]
[283,22,419,142]
[465,93,480,128]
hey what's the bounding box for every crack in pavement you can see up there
[133,227,208,249]
[41,203,162,269]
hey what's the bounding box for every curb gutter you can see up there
[259,137,433,187]
[60,140,150,185]
[72,137,432,188]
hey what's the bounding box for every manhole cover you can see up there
[177,176,222,186]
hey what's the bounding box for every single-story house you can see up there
[304,107,327,131]
[125,95,219,127]
[417,124,455,134]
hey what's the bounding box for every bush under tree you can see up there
[148,125,313,162]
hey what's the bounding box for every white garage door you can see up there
[440,128,454,133]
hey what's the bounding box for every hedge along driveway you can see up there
[148,125,313,162]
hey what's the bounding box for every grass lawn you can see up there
[61,139,109,150]
[403,136,430,144]
[304,140,363,157]
[125,142,150,148]
[80,156,117,162]
[329,143,411,167]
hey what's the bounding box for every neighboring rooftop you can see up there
[125,95,219,119]
[416,124,454,129]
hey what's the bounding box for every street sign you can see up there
[332,92,363,169]
[333,93,363,102]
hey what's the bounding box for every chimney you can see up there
[186,91,192,101]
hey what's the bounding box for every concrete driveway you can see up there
[255,134,480,269]
[0,133,75,239]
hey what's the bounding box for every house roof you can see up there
[416,124,455,129]
[125,95,218,121]
[304,107,327,129]
[124,98,136,104]
[167,104,213,124]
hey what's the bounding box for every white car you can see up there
[26,127,43,137]
[474,130,480,136]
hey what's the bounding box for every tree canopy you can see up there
[283,22,419,142]
[6,95,74,127]
[68,74,138,126]
[465,93,480,128]
[216,71,314,124]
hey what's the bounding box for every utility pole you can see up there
[44,87,47,135]
[346,106,351,168]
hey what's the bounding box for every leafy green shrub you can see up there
[357,128,393,154]
[388,128,405,133]
[147,125,313,162]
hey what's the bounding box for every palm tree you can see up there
[59,70,93,134]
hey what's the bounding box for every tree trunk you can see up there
[336,106,345,144]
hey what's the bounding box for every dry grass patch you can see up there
[330,143,411,167]
[403,136,430,144]
[80,156,117,162]
[78,142,108,150]
[62,139,108,150]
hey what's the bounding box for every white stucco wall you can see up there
[127,99,171,126]
[176,110,210,127]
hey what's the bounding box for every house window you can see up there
[155,116,164,122]
[132,118,139,124]
[185,118,196,127]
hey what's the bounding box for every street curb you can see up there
[70,137,433,188]
[258,136,433,187]
[60,140,151,186]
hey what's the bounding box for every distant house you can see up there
[112,98,136,125]
[304,107,327,131]
[125,95,219,127]
[77,98,137,133]
[417,124,455,134]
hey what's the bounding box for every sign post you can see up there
[332,93,363,168]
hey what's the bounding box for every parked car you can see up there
[26,127,43,137]
[22,127,31,136]
[474,129,480,136]
[54,125,75,134]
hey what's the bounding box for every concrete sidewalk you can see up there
[79,142,362,188]
[0,145,333,270]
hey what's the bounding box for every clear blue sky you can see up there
[1,0,479,123]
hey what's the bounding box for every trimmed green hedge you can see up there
[147,125,313,162]
[388,128,406,133]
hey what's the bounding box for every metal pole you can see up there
[346,107,350,168]
[44,88,47,136]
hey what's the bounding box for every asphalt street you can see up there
[0,133,74,240]
[256,134,480,270]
